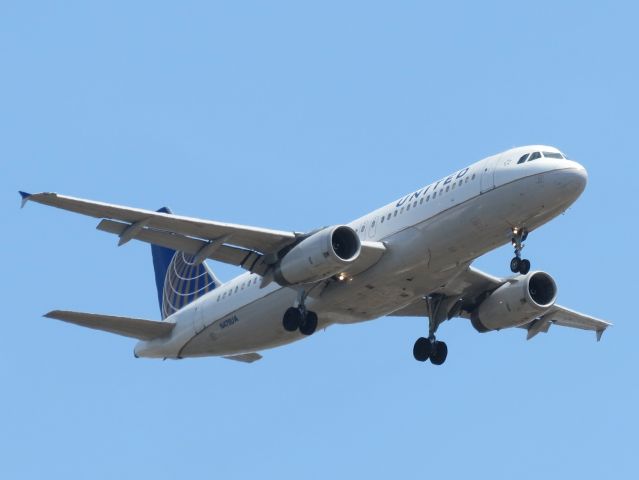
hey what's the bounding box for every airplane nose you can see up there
[551,159,588,199]
[566,160,588,191]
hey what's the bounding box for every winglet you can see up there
[18,191,32,208]
[596,328,605,342]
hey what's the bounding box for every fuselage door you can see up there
[368,217,378,239]
[193,304,206,335]
[480,155,500,193]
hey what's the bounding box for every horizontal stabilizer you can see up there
[44,310,174,340]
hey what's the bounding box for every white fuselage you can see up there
[135,145,588,359]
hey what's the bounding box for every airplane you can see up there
[20,145,610,365]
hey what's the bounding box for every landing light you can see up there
[337,272,349,282]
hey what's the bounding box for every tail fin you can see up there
[151,207,221,319]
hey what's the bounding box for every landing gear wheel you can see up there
[283,307,302,332]
[413,337,431,362]
[299,311,318,336]
[518,259,531,275]
[510,227,531,273]
[429,341,448,365]
[510,257,521,273]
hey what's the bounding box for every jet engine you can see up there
[274,225,361,285]
[471,271,557,332]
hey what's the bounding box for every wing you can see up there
[45,310,174,340]
[20,191,386,281]
[390,266,611,341]
[532,305,610,341]
[20,191,298,276]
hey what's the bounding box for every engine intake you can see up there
[275,225,361,285]
[471,271,557,332]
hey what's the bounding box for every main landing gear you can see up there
[282,290,318,336]
[510,227,531,275]
[413,294,455,366]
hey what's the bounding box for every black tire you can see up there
[510,257,521,273]
[413,337,431,362]
[429,341,448,365]
[299,311,318,336]
[519,259,531,275]
[283,307,302,332]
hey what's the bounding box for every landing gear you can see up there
[299,311,318,336]
[282,290,318,336]
[413,294,452,365]
[413,337,431,362]
[510,227,531,274]
[429,341,448,365]
[283,307,302,332]
[413,337,448,365]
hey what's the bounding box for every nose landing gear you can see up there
[510,227,531,274]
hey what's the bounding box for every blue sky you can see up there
[2,1,638,478]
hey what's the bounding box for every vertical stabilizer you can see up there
[151,207,221,319]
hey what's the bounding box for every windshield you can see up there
[542,151,565,159]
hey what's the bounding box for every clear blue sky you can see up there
[2,2,637,478]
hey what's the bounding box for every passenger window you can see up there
[387,213,391,220]
[471,174,476,180]
[528,152,541,161]
[452,183,456,190]
[394,210,398,217]
[360,225,365,232]
[406,204,411,211]
[413,201,417,208]
[401,207,404,213]
[420,198,424,204]
[458,180,463,187]
[235,286,239,293]
[426,194,430,201]
[518,153,529,164]
[380,216,384,223]
[433,191,437,198]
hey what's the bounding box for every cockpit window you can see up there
[542,151,564,159]
[528,152,542,161]
[517,153,529,164]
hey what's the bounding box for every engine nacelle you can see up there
[274,225,361,285]
[471,271,557,332]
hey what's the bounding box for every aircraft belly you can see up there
[173,171,578,359]
[416,172,575,271]
[178,287,302,357]
[319,172,576,323]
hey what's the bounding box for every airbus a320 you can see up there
[21,145,610,365]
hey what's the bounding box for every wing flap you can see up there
[45,310,174,340]
[97,219,268,275]
[541,305,611,341]
[21,191,296,253]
